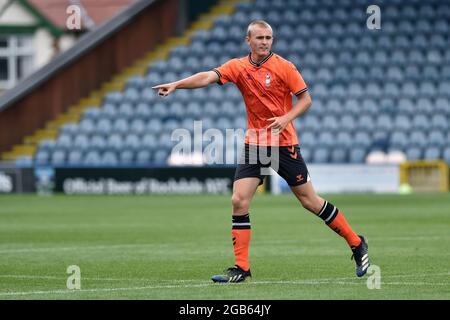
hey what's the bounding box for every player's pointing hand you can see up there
[152,83,177,97]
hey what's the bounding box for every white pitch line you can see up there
[0,275,205,282]
[0,243,171,254]
[0,272,448,283]
[0,273,448,297]
[1,235,449,254]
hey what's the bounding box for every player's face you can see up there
[246,26,273,58]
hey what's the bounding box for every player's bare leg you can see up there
[231,177,261,215]
[212,177,260,283]
[290,181,370,277]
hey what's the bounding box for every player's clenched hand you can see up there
[152,83,177,97]
[267,115,290,134]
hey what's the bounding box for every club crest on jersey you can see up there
[265,73,271,87]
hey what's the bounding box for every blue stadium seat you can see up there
[119,150,134,165]
[393,115,411,132]
[106,134,123,152]
[130,118,146,135]
[67,150,83,165]
[148,60,168,73]
[312,148,330,163]
[299,147,312,163]
[125,76,144,91]
[35,151,50,166]
[141,134,158,150]
[90,135,107,152]
[427,130,446,148]
[51,150,66,166]
[55,134,72,151]
[438,82,450,98]
[366,83,382,98]
[417,97,434,116]
[103,91,123,106]
[390,131,408,150]
[317,131,334,148]
[101,151,118,166]
[82,107,101,122]
[124,134,141,152]
[84,150,102,166]
[408,131,427,148]
[412,114,429,132]
[216,117,233,131]
[170,45,189,59]
[340,115,356,132]
[443,147,450,164]
[423,147,441,160]
[361,99,378,116]
[435,98,450,115]
[299,131,316,149]
[335,132,352,149]
[423,66,439,81]
[78,119,95,135]
[72,134,89,152]
[343,99,359,115]
[406,147,422,160]
[145,72,163,86]
[59,122,79,136]
[431,114,448,131]
[330,148,347,163]
[99,103,118,120]
[322,115,339,132]
[38,139,56,153]
[234,116,246,130]
[404,65,421,81]
[153,149,169,164]
[220,101,236,118]
[117,102,134,120]
[324,99,343,116]
[113,118,130,135]
[401,82,417,99]
[376,115,393,132]
[96,118,112,136]
[353,132,371,149]
[348,148,366,164]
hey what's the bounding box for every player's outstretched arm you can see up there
[152,71,219,97]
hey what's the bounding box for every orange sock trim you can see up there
[327,211,361,247]
[232,229,251,271]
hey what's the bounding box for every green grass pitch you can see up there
[0,193,449,299]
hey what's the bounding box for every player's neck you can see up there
[250,51,272,65]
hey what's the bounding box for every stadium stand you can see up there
[11,0,450,166]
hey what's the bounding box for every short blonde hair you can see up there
[247,20,273,37]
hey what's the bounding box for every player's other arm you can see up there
[286,90,312,121]
[268,91,312,132]
[152,71,219,97]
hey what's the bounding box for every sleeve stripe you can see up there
[212,69,224,85]
[212,69,221,79]
[294,87,308,96]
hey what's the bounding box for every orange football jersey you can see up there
[213,52,308,146]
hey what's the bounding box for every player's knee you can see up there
[231,193,250,212]
[299,196,317,213]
